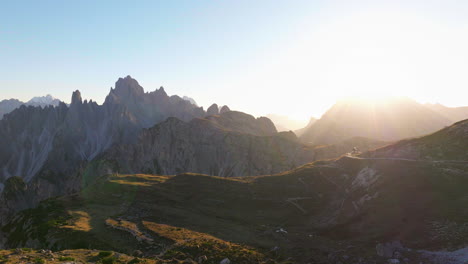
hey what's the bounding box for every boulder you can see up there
[220,258,231,264]
[376,241,405,258]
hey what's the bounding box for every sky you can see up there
[1,0,468,121]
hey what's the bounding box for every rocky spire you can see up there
[71,90,82,105]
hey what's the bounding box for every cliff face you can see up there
[0,104,68,185]
[100,116,313,177]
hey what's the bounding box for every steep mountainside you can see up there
[2,120,467,263]
[88,114,386,179]
[0,99,22,119]
[300,97,455,145]
[425,103,468,123]
[363,119,468,160]
[205,111,277,136]
[98,116,306,177]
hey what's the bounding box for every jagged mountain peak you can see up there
[27,94,56,103]
[113,75,145,97]
[71,90,82,105]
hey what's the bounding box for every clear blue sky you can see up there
[1,0,467,120]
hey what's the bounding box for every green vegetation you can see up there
[57,256,75,261]
[3,176,27,199]
[33,258,45,264]
[127,258,141,264]
[98,251,114,258]
[100,256,117,264]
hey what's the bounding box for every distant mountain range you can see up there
[0,95,62,119]
[299,97,468,145]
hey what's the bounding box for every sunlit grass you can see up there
[60,211,91,232]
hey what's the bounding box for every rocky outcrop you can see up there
[376,241,406,258]
[206,104,219,116]
[100,116,315,177]
[70,90,82,105]
[219,105,231,114]
[205,111,277,136]
[182,96,198,106]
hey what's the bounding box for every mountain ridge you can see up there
[0,95,62,119]
[299,97,466,145]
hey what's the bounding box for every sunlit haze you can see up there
[1,0,467,121]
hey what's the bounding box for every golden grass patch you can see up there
[61,210,91,232]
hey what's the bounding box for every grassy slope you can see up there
[2,164,345,263]
[365,119,468,160]
[2,157,468,263]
